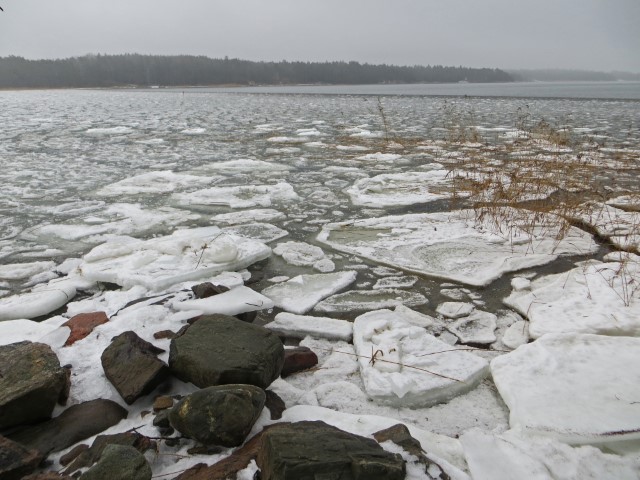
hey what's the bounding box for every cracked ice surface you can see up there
[80,226,271,291]
[491,333,640,446]
[317,209,597,287]
[353,309,489,407]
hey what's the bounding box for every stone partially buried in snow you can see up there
[317,209,597,287]
[256,421,405,480]
[63,311,109,346]
[0,341,68,430]
[80,444,151,480]
[491,333,640,445]
[80,227,271,291]
[169,315,284,389]
[169,385,265,447]
[0,434,43,480]
[261,271,357,314]
[354,309,489,407]
[100,331,169,405]
[504,259,640,338]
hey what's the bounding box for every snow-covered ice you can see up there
[353,309,489,407]
[504,259,640,338]
[264,312,353,341]
[0,279,77,321]
[491,333,640,445]
[211,208,286,225]
[447,310,497,345]
[317,209,597,287]
[272,241,335,272]
[261,271,357,314]
[437,302,475,319]
[170,285,274,316]
[314,288,428,313]
[97,170,215,196]
[173,182,298,208]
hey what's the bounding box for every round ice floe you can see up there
[491,333,640,445]
[436,302,475,319]
[273,241,335,272]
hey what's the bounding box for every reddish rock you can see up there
[152,395,173,412]
[281,346,318,378]
[153,330,177,340]
[63,312,109,346]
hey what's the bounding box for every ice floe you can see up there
[372,275,418,290]
[353,309,489,407]
[317,209,597,287]
[0,317,67,346]
[0,260,56,280]
[211,208,286,225]
[447,310,497,345]
[173,182,298,208]
[261,271,357,314]
[170,285,274,316]
[315,288,428,313]
[0,278,77,321]
[81,227,271,291]
[221,222,288,243]
[461,429,640,480]
[491,333,640,446]
[437,301,475,319]
[97,170,215,196]
[501,320,529,349]
[504,258,640,338]
[345,170,459,207]
[567,202,640,251]
[272,241,335,272]
[264,312,353,341]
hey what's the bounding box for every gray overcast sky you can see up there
[0,0,639,72]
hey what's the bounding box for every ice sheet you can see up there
[173,182,299,208]
[264,312,353,341]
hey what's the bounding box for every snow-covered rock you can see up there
[261,271,357,314]
[491,333,640,446]
[353,309,489,407]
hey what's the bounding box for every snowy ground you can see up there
[1,90,640,479]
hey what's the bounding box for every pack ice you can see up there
[317,209,597,287]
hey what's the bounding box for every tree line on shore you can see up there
[0,54,514,88]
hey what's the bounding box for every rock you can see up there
[169,384,265,447]
[59,444,89,466]
[153,329,177,340]
[23,474,73,480]
[256,421,405,480]
[175,425,280,480]
[101,331,169,405]
[80,444,151,480]
[169,315,284,389]
[264,390,286,420]
[64,432,153,475]
[8,399,127,456]
[0,341,68,430]
[281,346,318,378]
[191,282,230,298]
[62,312,108,346]
[152,395,173,412]
[0,434,43,480]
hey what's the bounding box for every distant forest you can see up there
[0,54,513,88]
[508,69,640,82]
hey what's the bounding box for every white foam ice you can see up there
[345,170,460,207]
[97,170,215,196]
[491,333,640,446]
[353,309,489,407]
[264,312,353,341]
[504,259,640,338]
[170,285,274,316]
[80,227,271,291]
[261,271,357,314]
[317,209,597,287]
[356,152,402,161]
[203,159,289,172]
[461,429,640,480]
[314,288,428,313]
[173,182,299,208]
[272,241,335,272]
[85,126,133,135]
[0,261,56,280]
[180,127,206,135]
[211,208,286,225]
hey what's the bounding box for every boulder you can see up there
[169,384,265,447]
[0,341,68,430]
[64,432,153,475]
[63,312,109,346]
[281,346,318,377]
[100,331,169,405]
[8,399,127,456]
[190,282,229,299]
[0,434,43,480]
[256,421,405,480]
[80,444,151,480]
[264,390,286,420]
[169,315,284,389]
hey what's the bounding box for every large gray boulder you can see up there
[256,421,405,480]
[80,444,151,480]
[169,384,265,447]
[100,331,169,405]
[0,342,68,430]
[169,315,284,389]
[7,399,127,456]
[0,434,43,480]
